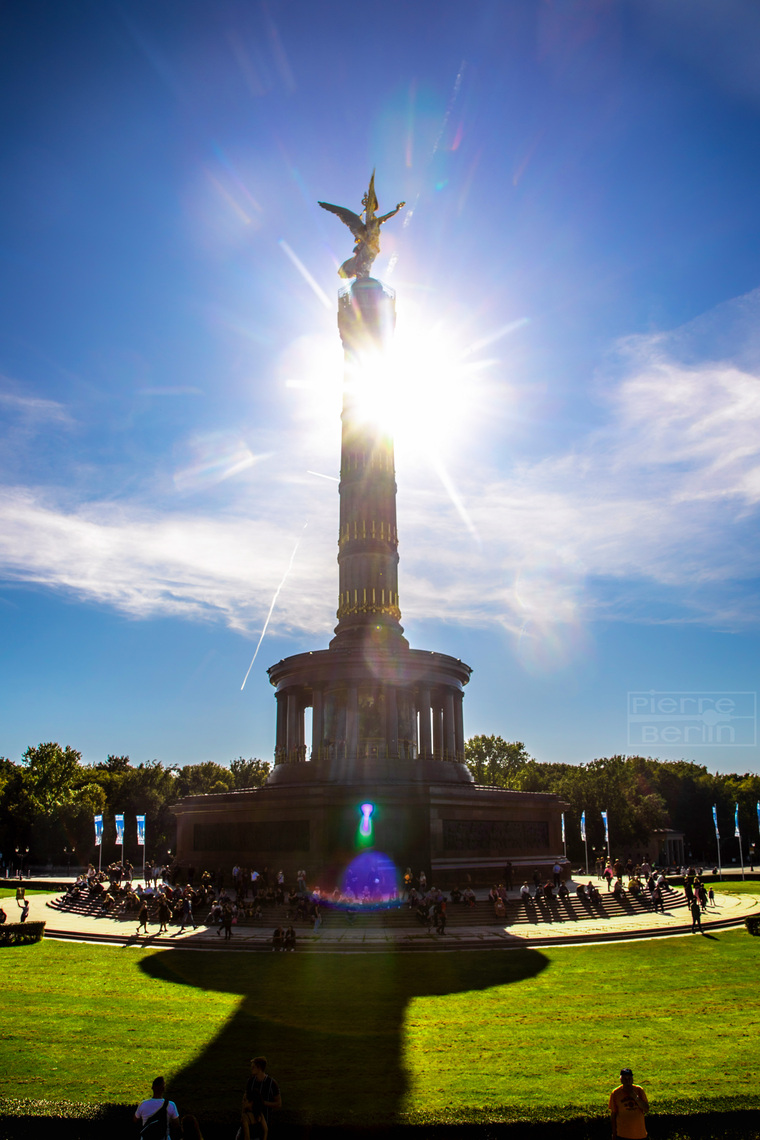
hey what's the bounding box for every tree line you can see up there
[465,736,760,865]
[0,745,271,869]
[1,737,758,870]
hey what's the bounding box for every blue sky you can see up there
[2,1,760,773]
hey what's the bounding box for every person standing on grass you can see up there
[134,1076,179,1140]
[609,1068,649,1140]
[179,1115,204,1140]
[244,1057,281,1132]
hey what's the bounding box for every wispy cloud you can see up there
[1,294,760,642]
[0,386,73,426]
[0,486,337,637]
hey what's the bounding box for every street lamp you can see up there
[15,846,29,879]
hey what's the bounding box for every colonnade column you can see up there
[432,699,443,759]
[286,690,298,762]
[418,685,432,759]
[275,691,287,763]
[444,690,456,760]
[454,689,464,761]
[312,687,324,762]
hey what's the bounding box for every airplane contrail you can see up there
[240,523,308,691]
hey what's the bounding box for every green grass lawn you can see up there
[717,878,760,895]
[1,924,759,1129]
[0,889,56,899]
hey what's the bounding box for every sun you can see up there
[347,297,475,462]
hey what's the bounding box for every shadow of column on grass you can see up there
[139,946,548,1129]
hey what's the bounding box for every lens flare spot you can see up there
[358,801,375,841]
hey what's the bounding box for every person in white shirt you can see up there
[134,1076,179,1140]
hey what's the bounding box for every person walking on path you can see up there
[690,897,703,932]
[610,1068,649,1140]
[136,899,149,937]
[222,904,233,940]
[435,897,447,934]
[157,896,171,934]
[134,1076,179,1140]
[179,897,196,932]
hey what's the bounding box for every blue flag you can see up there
[712,805,720,841]
[115,813,124,846]
[735,803,741,839]
[136,815,146,847]
[561,813,566,844]
[580,811,586,841]
[94,814,103,847]
[601,810,609,843]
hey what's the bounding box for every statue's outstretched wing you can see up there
[365,171,378,215]
[318,201,365,239]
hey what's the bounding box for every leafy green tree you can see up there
[230,757,271,789]
[0,758,35,861]
[502,754,670,859]
[176,762,234,798]
[21,742,82,815]
[17,743,83,859]
[59,780,107,864]
[95,754,132,772]
[464,737,532,787]
[117,762,179,863]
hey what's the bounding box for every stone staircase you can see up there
[48,885,688,932]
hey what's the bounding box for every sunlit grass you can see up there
[0,930,758,1127]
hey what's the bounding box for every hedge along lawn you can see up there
[0,929,759,1128]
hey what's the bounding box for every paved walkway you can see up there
[10,882,759,952]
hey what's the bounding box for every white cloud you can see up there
[0,486,338,637]
[0,386,73,426]
[2,293,760,641]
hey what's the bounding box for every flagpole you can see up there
[736,803,745,881]
[712,805,722,882]
[115,814,124,877]
[94,814,103,874]
[136,815,146,883]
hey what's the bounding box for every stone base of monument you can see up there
[172,777,567,890]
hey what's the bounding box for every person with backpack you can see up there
[134,1076,179,1140]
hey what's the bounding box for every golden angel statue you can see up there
[318,171,405,279]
